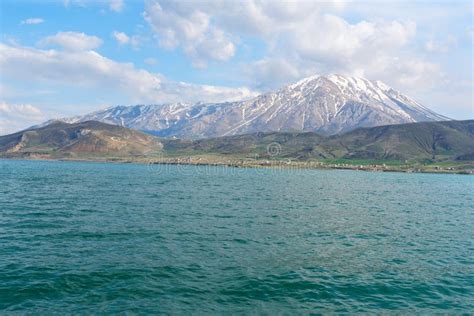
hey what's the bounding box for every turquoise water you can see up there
[0,160,473,313]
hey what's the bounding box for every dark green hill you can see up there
[1,120,473,164]
[162,131,326,157]
[320,120,474,161]
[162,120,474,163]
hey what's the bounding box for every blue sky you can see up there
[0,0,473,134]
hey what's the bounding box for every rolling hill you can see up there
[162,120,474,162]
[1,120,472,164]
[0,121,163,158]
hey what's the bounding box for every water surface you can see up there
[0,160,473,313]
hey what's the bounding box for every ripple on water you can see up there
[0,160,473,313]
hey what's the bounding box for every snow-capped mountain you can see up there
[43,74,449,138]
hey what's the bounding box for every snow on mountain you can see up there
[41,74,449,138]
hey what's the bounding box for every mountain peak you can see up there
[289,73,390,93]
[284,74,397,104]
[37,74,449,139]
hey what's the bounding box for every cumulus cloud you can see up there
[284,17,416,65]
[0,102,44,135]
[142,0,438,93]
[425,36,457,53]
[142,0,347,67]
[144,0,235,67]
[245,58,300,90]
[112,31,130,45]
[21,18,44,25]
[38,32,103,51]
[0,42,257,105]
[109,0,124,12]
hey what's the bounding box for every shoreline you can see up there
[2,156,473,175]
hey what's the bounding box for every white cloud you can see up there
[109,0,124,12]
[373,58,444,89]
[142,0,346,64]
[62,0,123,11]
[466,27,474,43]
[245,58,300,90]
[144,57,157,65]
[142,1,432,91]
[425,36,457,53]
[38,32,103,51]
[144,0,235,67]
[139,0,472,117]
[21,18,44,25]
[63,0,86,8]
[0,102,44,135]
[288,18,416,63]
[425,40,446,53]
[3,1,472,121]
[0,42,257,106]
[112,31,130,45]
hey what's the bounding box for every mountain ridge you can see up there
[162,119,473,162]
[35,74,449,139]
[4,119,472,164]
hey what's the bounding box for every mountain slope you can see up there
[40,74,449,139]
[0,121,163,158]
[193,74,447,137]
[2,120,472,163]
[317,120,474,161]
[163,120,474,162]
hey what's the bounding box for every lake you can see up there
[0,159,473,313]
